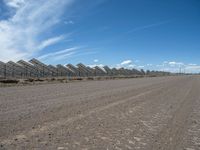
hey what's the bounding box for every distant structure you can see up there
[0,58,170,79]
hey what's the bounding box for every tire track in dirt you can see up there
[0,76,198,150]
[0,78,174,141]
[1,86,159,147]
[150,78,198,150]
[2,77,188,150]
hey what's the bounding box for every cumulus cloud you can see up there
[115,60,138,69]
[121,60,132,65]
[0,0,74,62]
[168,61,184,66]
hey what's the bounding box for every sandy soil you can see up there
[0,76,200,150]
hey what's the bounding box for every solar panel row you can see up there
[0,58,145,79]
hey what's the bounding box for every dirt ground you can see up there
[0,76,200,150]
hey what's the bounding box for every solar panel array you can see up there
[0,61,5,79]
[0,58,170,79]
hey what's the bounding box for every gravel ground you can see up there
[0,76,200,150]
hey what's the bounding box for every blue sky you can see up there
[0,0,200,73]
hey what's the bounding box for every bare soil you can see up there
[0,76,200,150]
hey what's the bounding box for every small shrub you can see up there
[0,79,19,84]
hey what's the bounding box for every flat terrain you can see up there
[0,76,200,150]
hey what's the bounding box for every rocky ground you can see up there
[0,76,200,150]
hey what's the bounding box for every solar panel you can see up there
[5,61,25,78]
[0,61,4,65]
[29,58,47,67]
[77,63,93,77]
[18,60,39,77]
[103,66,113,76]
[0,58,147,79]
[66,64,80,76]
[118,68,128,75]
[65,67,76,77]
[65,66,75,74]
[86,67,95,76]
[132,68,142,75]
[48,65,58,77]
[94,66,106,76]
[65,66,77,77]
[5,62,15,78]
[112,68,119,76]
[0,61,5,78]
[29,58,52,77]
[57,65,71,77]
[124,69,132,75]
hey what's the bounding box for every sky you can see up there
[0,0,200,73]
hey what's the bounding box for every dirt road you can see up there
[0,76,200,150]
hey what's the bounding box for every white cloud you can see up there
[188,63,197,66]
[185,65,200,69]
[128,64,136,68]
[147,64,153,66]
[38,47,79,60]
[4,0,25,8]
[0,0,74,62]
[138,65,145,68]
[94,59,99,63]
[115,59,200,73]
[115,60,137,69]
[121,60,132,65]
[38,36,64,50]
[51,51,76,61]
[115,59,140,69]
[128,21,170,33]
[185,65,200,73]
[156,64,164,67]
[153,61,200,73]
[168,61,184,66]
